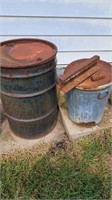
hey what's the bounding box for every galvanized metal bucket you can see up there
[1,38,58,139]
[67,86,111,124]
[65,58,112,124]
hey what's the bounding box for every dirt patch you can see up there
[0,114,65,155]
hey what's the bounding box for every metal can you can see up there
[65,58,112,124]
[1,38,58,139]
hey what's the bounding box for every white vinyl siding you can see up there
[0,0,112,75]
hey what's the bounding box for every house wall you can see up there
[0,0,112,75]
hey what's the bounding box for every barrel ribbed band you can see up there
[5,106,58,123]
[1,63,56,78]
[1,82,56,98]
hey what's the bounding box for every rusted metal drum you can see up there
[1,38,58,139]
[65,59,112,124]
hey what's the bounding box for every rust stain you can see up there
[0,38,57,68]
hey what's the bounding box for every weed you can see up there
[1,129,111,199]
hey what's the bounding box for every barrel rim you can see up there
[73,82,112,91]
[0,38,58,69]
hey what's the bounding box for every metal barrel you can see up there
[1,38,58,139]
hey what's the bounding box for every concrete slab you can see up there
[0,113,65,155]
[59,101,112,140]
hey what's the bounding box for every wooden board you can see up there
[60,65,100,93]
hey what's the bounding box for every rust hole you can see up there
[6,43,14,47]
[36,58,43,61]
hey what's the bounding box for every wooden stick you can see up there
[59,55,100,84]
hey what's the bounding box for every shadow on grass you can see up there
[1,131,111,200]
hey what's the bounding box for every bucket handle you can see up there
[98,90,109,99]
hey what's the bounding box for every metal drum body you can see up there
[1,39,58,139]
[67,86,111,124]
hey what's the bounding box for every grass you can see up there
[1,129,111,199]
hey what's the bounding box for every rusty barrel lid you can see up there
[64,58,112,90]
[0,38,57,68]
